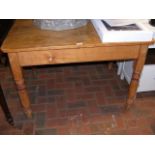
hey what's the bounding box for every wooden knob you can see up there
[48,56,53,62]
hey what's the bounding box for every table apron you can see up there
[17,45,140,67]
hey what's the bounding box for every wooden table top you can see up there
[1,20,103,53]
[1,20,153,53]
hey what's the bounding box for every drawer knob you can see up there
[48,56,53,62]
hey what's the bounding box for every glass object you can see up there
[33,19,88,31]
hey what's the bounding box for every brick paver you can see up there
[0,62,155,134]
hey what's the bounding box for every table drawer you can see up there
[18,45,140,67]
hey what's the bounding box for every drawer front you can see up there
[18,45,140,67]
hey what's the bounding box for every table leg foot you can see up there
[24,108,32,118]
[125,99,133,110]
[6,117,14,126]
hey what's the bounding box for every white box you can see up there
[142,22,155,48]
[91,19,153,43]
[138,65,155,92]
[121,61,155,92]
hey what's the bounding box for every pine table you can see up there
[1,20,153,118]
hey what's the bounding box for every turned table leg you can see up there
[8,53,32,118]
[126,45,148,109]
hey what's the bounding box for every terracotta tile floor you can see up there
[0,62,155,135]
